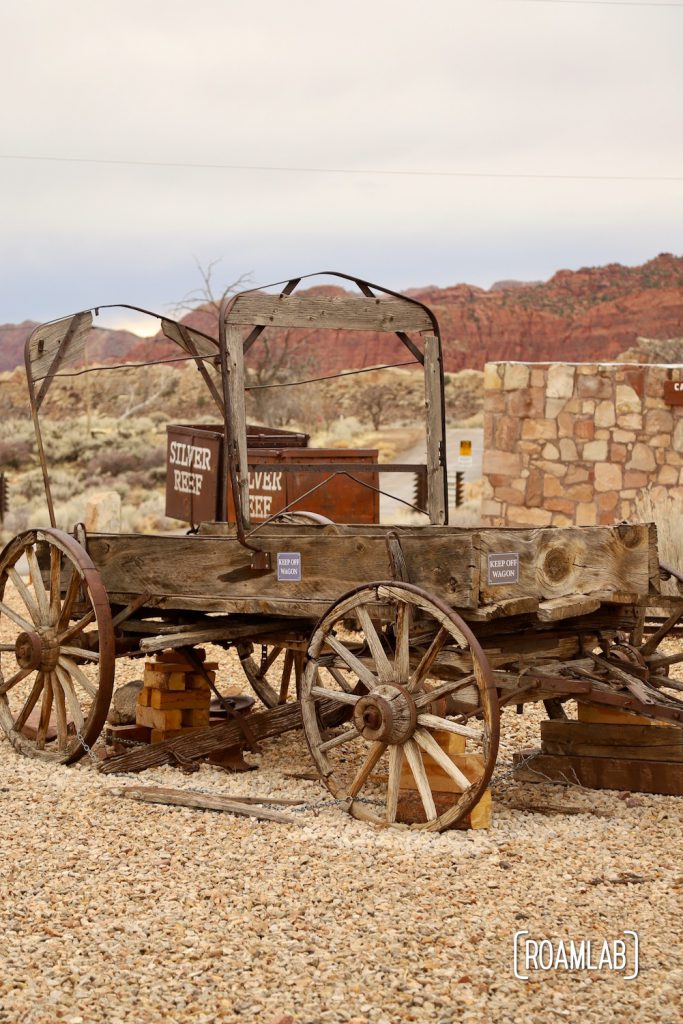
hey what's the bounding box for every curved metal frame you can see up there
[218,271,449,543]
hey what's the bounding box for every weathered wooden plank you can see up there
[513,748,683,796]
[113,785,297,824]
[461,596,539,622]
[85,531,477,612]
[537,595,602,622]
[424,334,446,526]
[225,325,250,527]
[541,720,683,762]
[477,525,654,604]
[225,293,433,333]
[27,312,93,383]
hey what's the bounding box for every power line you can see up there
[0,153,681,183]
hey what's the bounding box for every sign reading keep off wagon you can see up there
[487,552,520,586]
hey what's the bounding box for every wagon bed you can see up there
[2,272,682,832]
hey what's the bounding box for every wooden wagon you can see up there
[2,272,683,831]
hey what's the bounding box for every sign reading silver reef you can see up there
[169,440,213,496]
[487,552,520,586]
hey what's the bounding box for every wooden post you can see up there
[225,325,251,529]
[424,334,447,525]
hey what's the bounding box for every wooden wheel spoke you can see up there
[327,666,354,693]
[318,726,360,753]
[58,611,96,646]
[386,743,404,824]
[0,667,32,696]
[7,567,41,626]
[14,672,46,732]
[325,635,378,691]
[59,645,100,662]
[26,547,50,624]
[414,727,472,792]
[414,674,476,708]
[51,671,69,751]
[0,599,34,634]
[59,656,98,699]
[416,712,482,742]
[348,740,387,798]
[55,664,85,732]
[394,602,411,683]
[355,605,393,682]
[278,649,294,704]
[35,676,54,750]
[310,685,359,706]
[49,546,62,626]
[404,738,437,820]
[57,568,82,631]
[409,626,449,692]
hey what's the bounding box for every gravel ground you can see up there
[1,602,682,1024]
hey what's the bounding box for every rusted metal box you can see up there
[166,424,379,524]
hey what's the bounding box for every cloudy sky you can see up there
[1,0,681,327]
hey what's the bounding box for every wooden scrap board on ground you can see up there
[513,748,683,797]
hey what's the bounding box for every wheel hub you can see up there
[15,630,59,672]
[352,683,417,744]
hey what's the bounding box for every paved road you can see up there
[379,427,483,521]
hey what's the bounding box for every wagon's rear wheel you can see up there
[301,581,499,832]
[0,528,114,763]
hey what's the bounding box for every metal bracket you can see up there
[250,550,272,572]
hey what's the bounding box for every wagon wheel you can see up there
[0,528,114,763]
[237,641,308,708]
[301,581,500,832]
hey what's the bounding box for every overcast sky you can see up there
[1,0,681,328]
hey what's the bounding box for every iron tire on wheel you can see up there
[0,528,114,763]
[301,581,500,832]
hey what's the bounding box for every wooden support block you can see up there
[181,708,211,728]
[137,687,152,707]
[513,748,683,796]
[400,751,484,794]
[577,702,675,727]
[185,672,214,691]
[396,788,492,829]
[143,667,186,691]
[150,727,196,744]
[541,720,683,762]
[136,705,183,730]
[104,723,152,745]
[150,689,211,711]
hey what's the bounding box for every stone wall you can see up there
[482,362,683,527]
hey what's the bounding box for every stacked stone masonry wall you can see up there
[482,362,683,527]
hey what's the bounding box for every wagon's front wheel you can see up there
[0,528,114,763]
[301,581,499,832]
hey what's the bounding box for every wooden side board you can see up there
[86,529,478,616]
[225,293,434,333]
[84,522,655,619]
[476,524,655,605]
[513,748,683,796]
[541,720,683,762]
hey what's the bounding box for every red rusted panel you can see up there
[165,425,379,524]
[165,425,223,523]
[234,448,379,524]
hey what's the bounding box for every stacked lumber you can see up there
[513,703,683,796]
[136,651,214,743]
[396,730,491,829]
